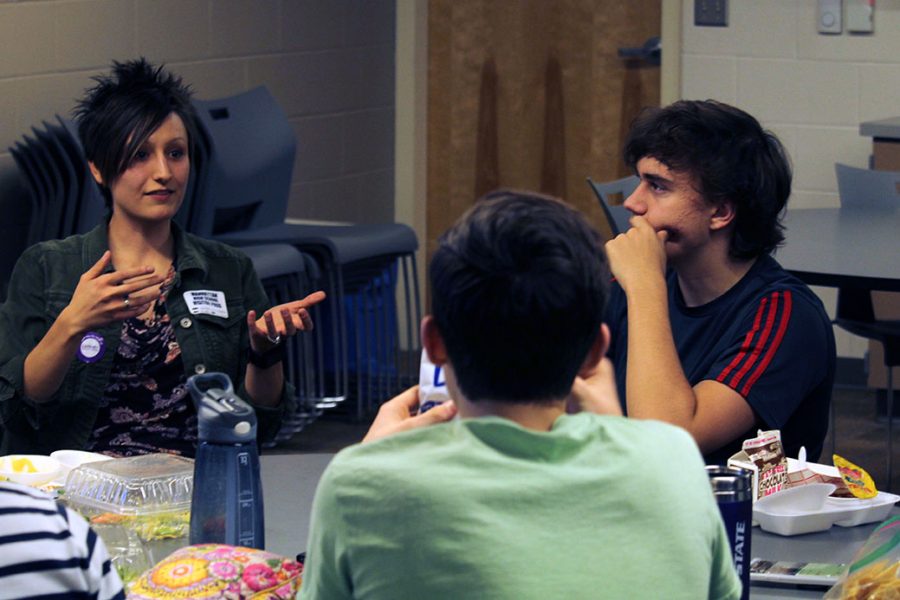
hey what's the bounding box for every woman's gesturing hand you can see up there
[60,251,164,335]
[247,290,327,353]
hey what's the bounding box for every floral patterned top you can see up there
[88,265,197,457]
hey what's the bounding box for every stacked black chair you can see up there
[246,244,326,446]
[8,117,107,249]
[3,118,103,302]
[183,104,328,443]
[190,86,422,420]
[9,140,43,246]
[55,117,108,234]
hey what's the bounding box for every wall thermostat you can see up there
[818,0,843,34]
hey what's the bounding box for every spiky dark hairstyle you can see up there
[73,57,197,207]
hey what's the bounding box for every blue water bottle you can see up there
[188,372,265,549]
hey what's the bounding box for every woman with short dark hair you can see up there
[0,58,324,456]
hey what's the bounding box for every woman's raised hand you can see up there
[61,251,165,334]
[247,290,327,353]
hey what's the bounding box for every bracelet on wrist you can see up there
[248,343,285,369]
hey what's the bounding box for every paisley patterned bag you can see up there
[127,544,303,599]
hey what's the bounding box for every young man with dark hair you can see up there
[300,190,740,600]
[606,99,835,464]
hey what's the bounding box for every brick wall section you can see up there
[0,0,396,225]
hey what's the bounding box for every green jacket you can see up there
[0,223,292,454]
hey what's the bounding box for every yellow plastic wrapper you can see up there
[833,454,878,499]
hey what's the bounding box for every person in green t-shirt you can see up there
[300,190,741,600]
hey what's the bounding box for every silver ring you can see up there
[266,334,282,345]
[123,296,130,308]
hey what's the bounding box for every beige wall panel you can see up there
[210,0,280,56]
[0,3,57,77]
[18,71,106,133]
[136,0,211,63]
[54,1,135,71]
[169,60,249,100]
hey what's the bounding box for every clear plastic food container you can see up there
[62,453,194,584]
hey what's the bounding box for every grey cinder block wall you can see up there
[0,0,396,228]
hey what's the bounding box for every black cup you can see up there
[707,465,753,600]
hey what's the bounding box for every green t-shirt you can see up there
[300,412,741,600]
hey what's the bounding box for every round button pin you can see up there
[77,332,105,363]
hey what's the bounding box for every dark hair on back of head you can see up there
[73,57,197,207]
[430,189,610,404]
[624,99,791,259]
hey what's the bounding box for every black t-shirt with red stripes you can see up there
[606,254,836,465]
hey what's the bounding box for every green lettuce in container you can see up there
[62,453,194,584]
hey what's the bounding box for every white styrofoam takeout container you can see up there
[752,460,899,536]
[0,454,61,487]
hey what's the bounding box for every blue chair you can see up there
[41,121,80,238]
[7,119,99,304]
[30,126,67,240]
[55,116,107,234]
[1,148,38,301]
[241,244,325,446]
[9,141,45,247]
[185,105,327,440]
[836,163,900,209]
[587,175,639,235]
[191,87,422,419]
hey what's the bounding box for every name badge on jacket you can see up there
[183,290,229,318]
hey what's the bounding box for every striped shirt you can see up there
[0,482,124,600]
[607,254,835,465]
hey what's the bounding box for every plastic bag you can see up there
[824,516,900,599]
[128,543,303,599]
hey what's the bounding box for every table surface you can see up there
[776,206,900,291]
[860,116,900,139]
[262,452,331,559]
[260,453,890,599]
[750,515,894,599]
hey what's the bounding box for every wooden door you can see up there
[427,0,661,281]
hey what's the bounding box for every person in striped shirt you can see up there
[604,100,836,464]
[0,481,124,599]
